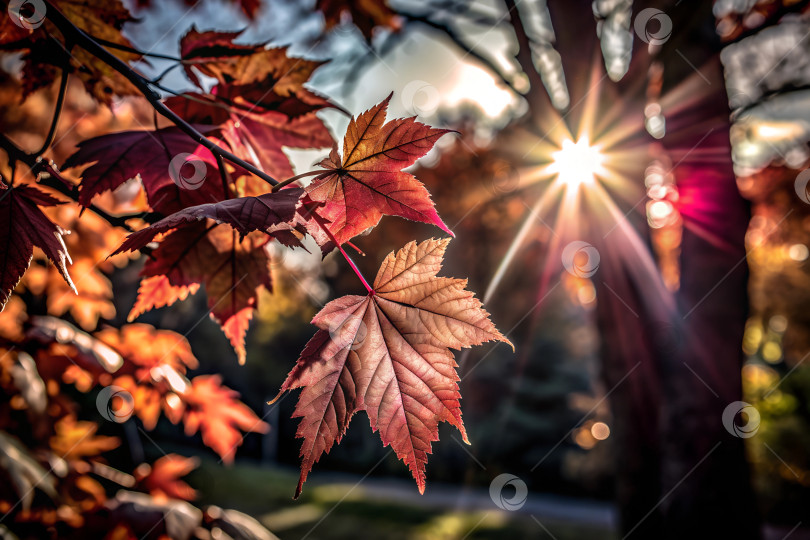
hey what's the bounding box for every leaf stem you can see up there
[271,170,324,192]
[91,35,183,61]
[151,63,181,84]
[34,60,70,156]
[312,212,373,294]
[214,153,231,200]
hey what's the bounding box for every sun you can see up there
[549,136,606,188]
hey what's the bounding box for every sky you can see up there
[122,0,522,151]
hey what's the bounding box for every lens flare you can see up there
[549,136,605,188]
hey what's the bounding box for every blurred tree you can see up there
[302,0,810,537]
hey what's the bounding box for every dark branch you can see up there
[397,10,520,96]
[0,133,160,232]
[34,60,70,156]
[502,0,552,115]
[41,0,279,187]
[91,35,183,61]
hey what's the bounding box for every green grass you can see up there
[187,460,616,540]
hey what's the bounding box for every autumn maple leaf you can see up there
[0,185,75,310]
[179,28,330,111]
[277,238,511,497]
[126,222,273,364]
[183,375,269,464]
[317,0,401,40]
[4,0,141,102]
[305,94,454,248]
[135,454,198,502]
[113,188,304,254]
[65,126,226,214]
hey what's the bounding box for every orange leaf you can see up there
[50,416,119,461]
[183,375,268,464]
[96,323,198,378]
[127,275,200,322]
[135,454,198,502]
[131,223,272,364]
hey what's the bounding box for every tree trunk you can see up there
[552,1,760,537]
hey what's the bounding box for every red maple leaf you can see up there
[305,94,453,247]
[0,185,74,310]
[65,127,226,214]
[130,222,273,364]
[277,238,511,497]
[164,89,333,184]
[179,28,327,100]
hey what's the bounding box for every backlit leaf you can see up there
[278,238,511,497]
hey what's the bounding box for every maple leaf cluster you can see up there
[0,1,511,499]
[0,305,270,536]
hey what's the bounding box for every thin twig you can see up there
[502,0,551,113]
[34,59,70,156]
[91,35,183,61]
[271,170,324,192]
[42,0,279,187]
[398,10,520,96]
[151,62,181,84]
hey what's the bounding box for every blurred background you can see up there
[3,0,810,538]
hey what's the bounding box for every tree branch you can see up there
[501,0,552,114]
[41,0,279,187]
[91,35,183,61]
[397,10,521,97]
[34,60,70,157]
[0,133,160,232]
